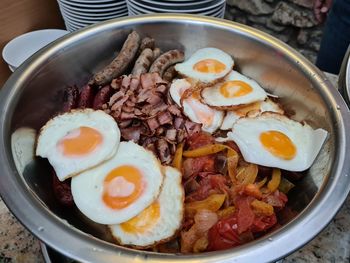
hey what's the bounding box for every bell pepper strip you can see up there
[244,184,263,199]
[236,163,258,185]
[172,142,184,170]
[278,177,295,194]
[227,148,239,184]
[251,199,274,216]
[193,235,209,252]
[256,177,267,188]
[217,206,235,219]
[267,168,281,192]
[185,194,226,218]
[183,144,236,158]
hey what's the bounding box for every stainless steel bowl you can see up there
[339,45,350,104]
[1,14,350,263]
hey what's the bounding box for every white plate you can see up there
[199,4,225,15]
[128,5,224,17]
[205,7,224,18]
[2,29,69,68]
[137,0,216,7]
[128,0,225,13]
[127,2,152,14]
[59,0,126,8]
[160,0,202,1]
[67,24,81,32]
[63,0,122,3]
[65,24,76,32]
[58,1,126,13]
[61,7,127,21]
[128,0,224,14]
[60,4,127,17]
[63,15,93,26]
[64,17,90,28]
[63,12,128,24]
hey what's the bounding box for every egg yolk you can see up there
[58,126,102,156]
[193,59,226,74]
[260,130,296,160]
[120,202,160,233]
[102,165,144,209]
[219,81,253,98]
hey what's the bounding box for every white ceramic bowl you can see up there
[2,29,69,69]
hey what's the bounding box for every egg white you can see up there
[175,48,234,83]
[225,112,328,171]
[71,141,164,225]
[109,166,184,248]
[36,109,120,181]
[182,97,224,134]
[220,98,284,130]
[169,78,192,106]
[169,78,224,134]
[201,70,267,107]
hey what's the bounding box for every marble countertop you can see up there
[0,73,349,263]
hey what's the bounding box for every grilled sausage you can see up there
[149,49,184,77]
[140,37,155,51]
[131,48,154,77]
[153,47,162,60]
[91,31,141,86]
[162,65,177,82]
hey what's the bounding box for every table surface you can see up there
[0,74,349,263]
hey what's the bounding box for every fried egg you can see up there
[175,48,234,83]
[71,141,163,224]
[223,112,328,171]
[36,109,120,181]
[109,166,184,248]
[201,71,267,107]
[169,78,224,133]
[220,98,284,130]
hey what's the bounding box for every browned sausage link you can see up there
[62,86,79,112]
[140,37,155,51]
[152,47,162,60]
[78,84,95,108]
[93,85,113,110]
[131,48,154,77]
[162,65,177,82]
[149,50,184,77]
[91,31,141,86]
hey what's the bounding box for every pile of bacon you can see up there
[61,31,201,164]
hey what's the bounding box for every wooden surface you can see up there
[0,0,65,87]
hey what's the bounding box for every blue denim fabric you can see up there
[316,0,350,74]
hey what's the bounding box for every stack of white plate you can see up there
[127,0,226,18]
[57,0,128,32]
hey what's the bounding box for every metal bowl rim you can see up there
[1,14,350,263]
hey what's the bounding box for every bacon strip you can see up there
[149,50,185,77]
